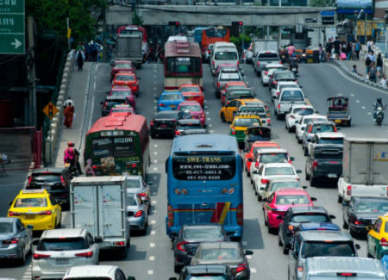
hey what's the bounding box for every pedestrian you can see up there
[64,103,75,128]
[333,37,340,59]
[367,39,374,53]
[64,96,74,108]
[352,64,360,76]
[355,40,361,60]
[369,62,377,82]
[346,42,352,60]
[76,49,84,71]
[380,75,387,88]
[84,159,96,176]
[365,54,372,75]
[64,142,75,167]
[0,153,8,176]
[377,53,383,75]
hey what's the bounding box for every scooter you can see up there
[375,106,384,125]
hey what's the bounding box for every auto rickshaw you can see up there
[327,96,351,126]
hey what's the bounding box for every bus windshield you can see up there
[167,57,201,74]
[91,136,136,158]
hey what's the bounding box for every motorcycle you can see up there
[290,66,298,76]
[375,106,384,125]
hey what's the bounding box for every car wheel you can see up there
[17,248,26,265]
[257,194,262,202]
[310,176,316,187]
[305,170,310,180]
[118,246,127,259]
[283,246,289,255]
[141,221,148,236]
[174,264,183,273]
[297,137,302,144]
[337,195,343,203]
[343,220,349,229]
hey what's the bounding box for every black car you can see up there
[170,265,233,280]
[173,224,228,273]
[343,196,388,236]
[278,206,335,254]
[101,95,128,116]
[305,144,343,186]
[150,110,189,139]
[175,119,203,136]
[178,128,209,136]
[26,168,71,210]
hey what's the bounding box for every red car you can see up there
[244,141,280,174]
[112,72,140,96]
[179,84,205,107]
[110,60,135,81]
[220,81,248,105]
[109,104,135,115]
[109,85,136,109]
[263,188,316,233]
[178,101,206,126]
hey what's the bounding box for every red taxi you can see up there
[112,72,139,96]
[110,60,135,81]
[178,101,206,126]
[179,84,205,107]
[109,104,135,115]
[244,141,280,174]
[109,85,136,109]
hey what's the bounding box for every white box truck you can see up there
[70,176,130,258]
[116,31,143,68]
[338,138,388,202]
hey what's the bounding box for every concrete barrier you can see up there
[45,50,74,164]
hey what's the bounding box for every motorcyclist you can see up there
[374,97,385,119]
[289,56,298,73]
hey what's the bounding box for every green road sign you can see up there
[0,0,25,55]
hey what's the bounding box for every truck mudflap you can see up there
[340,179,388,201]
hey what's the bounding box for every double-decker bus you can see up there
[84,112,150,177]
[164,36,202,89]
[165,134,243,240]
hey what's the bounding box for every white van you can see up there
[210,42,239,75]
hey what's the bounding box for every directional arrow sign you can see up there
[0,0,25,55]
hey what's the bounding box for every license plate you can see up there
[24,215,35,219]
[56,258,69,265]
[169,105,176,108]
[335,120,341,124]
[328,174,337,178]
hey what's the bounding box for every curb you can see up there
[329,59,388,91]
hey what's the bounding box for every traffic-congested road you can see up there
[1,60,388,280]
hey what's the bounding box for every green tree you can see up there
[26,0,106,44]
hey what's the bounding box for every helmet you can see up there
[67,141,74,147]
[378,98,382,103]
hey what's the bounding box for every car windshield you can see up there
[234,118,259,127]
[127,179,141,189]
[161,94,182,101]
[31,174,60,184]
[265,167,295,176]
[271,181,300,191]
[180,87,200,93]
[294,108,314,115]
[312,124,335,133]
[275,72,295,80]
[220,73,241,81]
[303,117,325,125]
[291,214,330,223]
[301,241,356,258]
[239,106,265,113]
[281,90,304,101]
[318,138,343,144]
[276,195,309,205]
[0,222,13,233]
[38,237,88,251]
[200,248,239,260]
[116,63,132,69]
[189,277,227,280]
[260,153,288,164]
[156,111,179,119]
[259,53,279,59]
[215,51,238,60]
[111,90,131,96]
[116,75,134,81]
[183,227,223,241]
[354,199,388,213]
[14,198,47,208]
[180,105,202,112]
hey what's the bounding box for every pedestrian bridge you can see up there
[106,5,335,26]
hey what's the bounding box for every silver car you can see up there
[32,228,99,279]
[0,217,32,265]
[126,191,149,235]
[126,175,151,213]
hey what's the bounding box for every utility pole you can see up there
[27,16,37,128]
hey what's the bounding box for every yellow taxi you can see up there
[367,215,388,259]
[230,114,262,148]
[8,189,61,231]
[220,98,264,123]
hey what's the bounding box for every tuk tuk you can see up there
[243,125,271,152]
[327,96,351,126]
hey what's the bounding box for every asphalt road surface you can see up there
[2,61,388,280]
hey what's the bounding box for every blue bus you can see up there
[165,134,243,240]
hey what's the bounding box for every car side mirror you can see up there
[311,197,317,201]
[290,156,295,161]
[329,214,336,219]
[244,250,253,255]
[355,244,361,250]
[302,185,308,189]
[94,236,103,243]
[296,169,302,174]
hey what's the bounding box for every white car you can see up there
[295,114,328,144]
[251,163,300,201]
[261,63,287,86]
[63,265,135,280]
[271,81,300,101]
[285,105,315,133]
[274,88,306,119]
[262,178,303,201]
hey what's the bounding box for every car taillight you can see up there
[381,238,388,247]
[312,160,318,168]
[237,204,243,225]
[60,175,66,186]
[159,103,165,107]
[236,264,248,273]
[176,241,188,252]
[168,205,174,227]
[256,61,260,66]
[75,251,93,258]
[217,82,220,88]
[333,126,337,132]
[297,266,304,273]
[8,211,20,216]
[264,71,268,75]
[175,130,181,136]
[261,178,269,184]
[150,120,154,126]
[277,104,281,109]
[134,210,144,217]
[138,192,147,198]
[346,185,352,196]
[354,220,361,225]
[337,273,357,277]
[115,241,125,246]
[33,253,51,260]
[39,210,52,215]
[27,176,32,185]
[231,129,236,135]
[3,238,18,244]
[131,163,137,168]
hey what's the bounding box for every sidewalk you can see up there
[54,62,93,168]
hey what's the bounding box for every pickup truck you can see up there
[253,50,281,76]
[274,87,307,120]
[338,138,388,203]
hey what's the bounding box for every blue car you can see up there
[381,255,388,276]
[157,91,184,112]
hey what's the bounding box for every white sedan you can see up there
[261,63,287,86]
[295,114,328,144]
[285,105,315,133]
[251,162,301,201]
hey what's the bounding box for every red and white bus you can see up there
[164,36,202,90]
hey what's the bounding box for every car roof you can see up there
[185,265,228,275]
[256,148,288,154]
[299,230,352,241]
[179,83,200,88]
[41,228,87,239]
[31,168,64,174]
[269,178,299,184]
[0,217,17,223]
[316,132,344,138]
[252,141,279,148]
[288,206,328,215]
[278,81,298,86]
[115,72,135,76]
[291,104,314,109]
[309,120,335,126]
[266,63,284,68]
[198,241,240,249]
[179,101,201,106]
[275,188,307,195]
[18,189,49,197]
[64,265,118,278]
[161,90,182,95]
[281,87,302,92]
[263,162,294,168]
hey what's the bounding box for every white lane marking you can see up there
[152,167,158,171]
[361,106,366,110]
[208,124,213,128]
[151,200,157,205]
[153,152,158,156]
[148,270,154,275]
[250,268,257,273]
[149,256,155,261]
[350,93,355,97]
[207,118,211,121]
[150,242,155,248]
[153,209,157,214]
[150,220,156,225]
[151,230,156,235]
[356,99,360,103]
[206,111,210,115]
[368,112,372,115]
[210,130,215,133]
[337,93,343,96]
[153,160,158,164]
[154,144,158,148]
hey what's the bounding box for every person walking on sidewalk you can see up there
[376,53,383,75]
[64,102,75,128]
[355,40,361,60]
[64,96,74,108]
[365,54,372,75]
[76,49,84,71]
[369,62,377,82]
[367,39,374,53]
[352,64,361,76]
